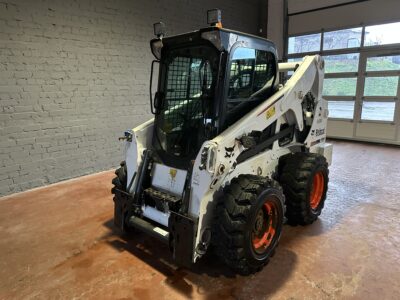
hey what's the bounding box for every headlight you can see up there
[199,143,218,174]
[153,22,166,38]
[206,145,217,174]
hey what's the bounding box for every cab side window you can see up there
[253,51,276,93]
[226,47,276,119]
[228,48,256,100]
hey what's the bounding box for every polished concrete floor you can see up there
[0,140,399,299]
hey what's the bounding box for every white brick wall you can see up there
[0,0,260,196]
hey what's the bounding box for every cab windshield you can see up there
[155,45,218,158]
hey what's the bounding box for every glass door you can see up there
[354,50,400,143]
[323,53,360,139]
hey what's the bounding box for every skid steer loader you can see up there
[112,9,333,274]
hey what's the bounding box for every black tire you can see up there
[111,161,127,193]
[279,152,329,226]
[212,175,285,275]
[111,161,133,233]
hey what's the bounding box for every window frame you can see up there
[287,20,400,58]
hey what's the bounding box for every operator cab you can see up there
[149,10,279,169]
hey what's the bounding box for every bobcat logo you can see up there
[316,129,325,136]
[311,128,325,137]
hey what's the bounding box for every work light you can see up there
[153,22,166,38]
[207,9,222,27]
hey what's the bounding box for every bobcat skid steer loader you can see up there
[112,9,333,275]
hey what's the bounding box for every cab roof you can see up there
[153,27,278,57]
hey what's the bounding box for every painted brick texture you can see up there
[0,0,260,196]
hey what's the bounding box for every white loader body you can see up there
[123,55,332,262]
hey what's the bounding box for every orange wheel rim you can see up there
[252,200,277,254]
[310,171,325,210]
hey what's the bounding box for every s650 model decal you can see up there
[256,94,284,116]
[265,106,276,119]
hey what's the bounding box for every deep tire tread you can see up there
[213,175,285,275]
[279,152,329,226]
[111,161,133,233]
[111,162,127,193]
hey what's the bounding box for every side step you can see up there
[128,216,169,244]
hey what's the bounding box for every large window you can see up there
[226,47,276,126]
[324,53,359,73]
[364,22,400,46]
[287,20,400,124]
[361,101,396,121]
[366,55,400,71]
[228,47,275,101]
[328,100,355,119]
[288,21,400,54]
[288,33,321,54]
[323,27,362,50]
[364,76,398,97]
[323,78,357,96]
